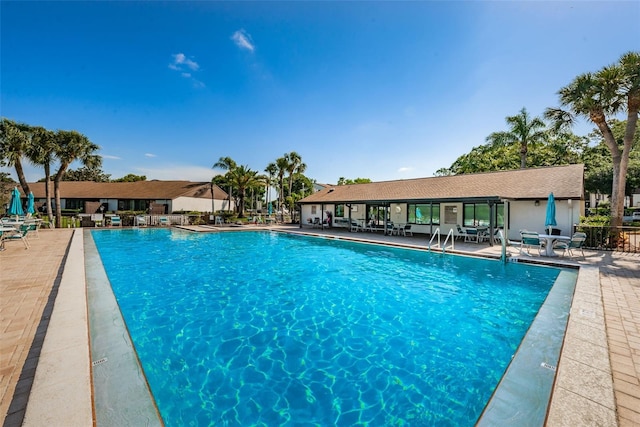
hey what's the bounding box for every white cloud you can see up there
[398,167,414,173]
[145,153,157,158]
[231,29,255,52]
[168,53,205,88]
[102,154,121,160]
[171,53,199,71]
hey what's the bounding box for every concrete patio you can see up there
[1,225,638,426]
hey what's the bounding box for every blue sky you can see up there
[2,1,639,185]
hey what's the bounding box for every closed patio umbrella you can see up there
[8,187,24,218]
[26,191,35,216]
[545,193,557,234]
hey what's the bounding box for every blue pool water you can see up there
[91,229,562,426]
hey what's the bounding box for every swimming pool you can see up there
[90,229,571,426]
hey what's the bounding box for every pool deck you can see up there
[1,225,638,426]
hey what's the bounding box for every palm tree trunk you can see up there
[591,112,625,228]
[14,159,31,195]
[53,165,69,228]
[520,143,527,169]
[44,163,53,223]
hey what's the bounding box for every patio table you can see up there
[538,234,571,257]
[0,225,20,250]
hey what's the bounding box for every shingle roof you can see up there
[22,181,227,200]
[301,164,584,204]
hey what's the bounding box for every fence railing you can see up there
[574,224,640,253]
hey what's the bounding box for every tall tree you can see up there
[264,162,277,214]
[113,173,146,182]
[0,172,16,213]
[545,51,640,227]
[583,120,640,206]
[275,155,289,213]
[226,165,260,218]
[485,107,547,169]
[27,126,58,222]
[62,165,111,182]
[213,156,237,213]
[0,118,32,195]
[337,177,372,185]
[285,151,306,201]
[53,130,101,227]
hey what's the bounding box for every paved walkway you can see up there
[1,226,638,426]
[0,228,73,426]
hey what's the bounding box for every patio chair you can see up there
[350,220,362,232]
[23,220,40,239]
[554,232,586,258]
[364,220,374,232]
[496,229,517,246]
[2,224,30,249]
[159,216,170,226]
[400,224,413,236]
[465,227,480,243]
[110,216,122,227]
[519,231,544,256]
[312,217,320,228]
[136,215,148,227]
[456,224,467,241]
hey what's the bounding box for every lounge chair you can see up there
[554,232,586,258]
[350,220,362,232]
[110,216,122,227]
[136,215,148,227]
[520,231,544,256]
[312,217,321,228]
[159,216,170,226]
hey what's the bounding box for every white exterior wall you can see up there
[301,199,583,239]
[508,199,582,237]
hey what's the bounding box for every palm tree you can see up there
[486,107,547,169]
[285,151,306,199]
[0,118,32,195]
[53,130,101,228]
[27,126,57,222]
[227,165,260,218]
[545,51,640,228]
[213,156,237,213]
[264,162,277,214]
[275,155,289,215]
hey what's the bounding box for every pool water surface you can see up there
[91,229,566,426]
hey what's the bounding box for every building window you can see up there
[335,204,345,218]
[366,204,389,225]
[311,205,317,215]
[408,203,440,225]
[463,203,504,227]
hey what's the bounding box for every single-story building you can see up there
[17,180,233,214]
[298,164,585,242]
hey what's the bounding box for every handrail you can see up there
[428,228,456,253]
[427,228,440,251]
[442,228,455,253]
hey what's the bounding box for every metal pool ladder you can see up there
[427,228,455,253]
